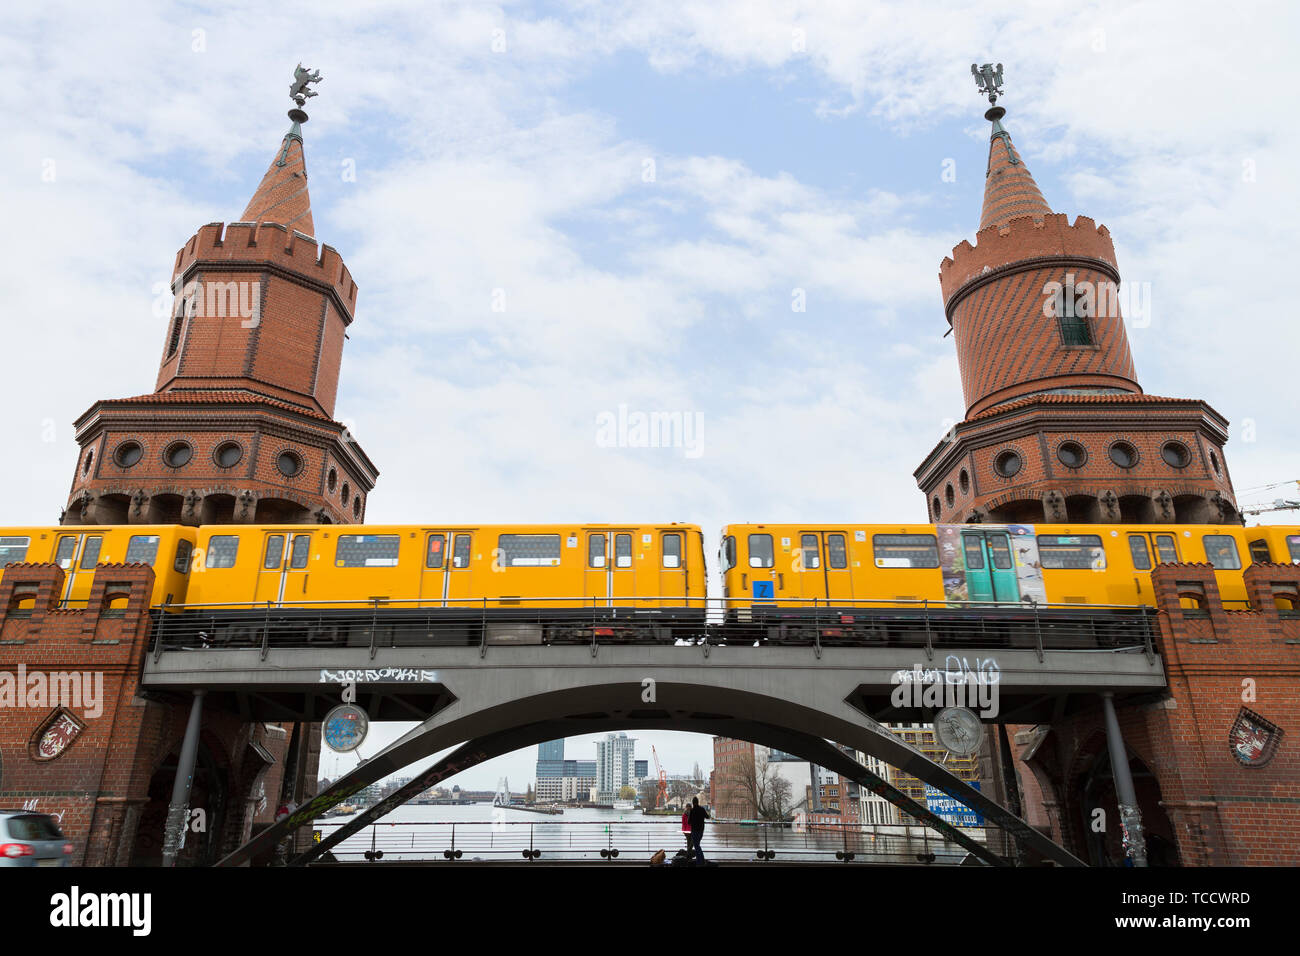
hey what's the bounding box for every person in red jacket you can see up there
[680,806,691,854]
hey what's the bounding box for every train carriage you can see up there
[719,522,1287,616]
[181,522,706,647]
[0,525,197,609]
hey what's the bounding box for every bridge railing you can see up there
[304,816,997,865]
[146,595,1159,659]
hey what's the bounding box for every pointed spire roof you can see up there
[241,116,315,236]
[979,112,1051,232]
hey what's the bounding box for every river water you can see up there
[314,803,975,864]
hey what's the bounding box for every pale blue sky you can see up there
[3,1,1297,787]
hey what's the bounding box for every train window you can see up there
[662,533,682,569]
[1202,535,1241,571]
[722,535,736,572]
[206,536,240,569]
[336,535,401,568]
[872,534,939,569]
[55,537,77,570]
[1249,540,1270,564]
[748,534,774,569]
[289,535,311,569]
[498,534,561,567]
[173,540,193,574]
[1289,536,1300,563]
[963,536,985,570]
[800,534,820,570]
[614,534,633,568]
[827,534,848,569]
[125,535,160,564]
[1128,536,1152,571]
[1155,535,1179,563]
[426,534,445,569]
[0,536,30,565]
[1037,534,1106,570]
[79,536,103,570]
[587,534,606,568]
[263,535,285,570]
[452,534,472,569]
[989,535,1013,570]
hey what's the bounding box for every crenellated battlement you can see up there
[171,221,358,317]
[939,212,1118,307]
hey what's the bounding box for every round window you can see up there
[1057,441,1086,469]
[164,442,193,467]
[1160,441,1191,469]
[959,469,970,495]
[114,441,143,468]
[341,482,351,506]
[353,496,362,519]
[215,442,243,467]
[945,483,955,507]
[277,451,303,477]
[994,450,1022,478]
[932,497,941,520]
[1109,441,1138,468]
[327,468,338,493]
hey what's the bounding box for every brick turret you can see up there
[64,104,378,526]
[915,91,1236,525]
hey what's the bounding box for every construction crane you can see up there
[1243,498,1300,516]
[651,745,668,809]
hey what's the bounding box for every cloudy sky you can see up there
[3,1,1297,788]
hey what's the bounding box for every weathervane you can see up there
[971,62,1004,106]
[287,63,323,125]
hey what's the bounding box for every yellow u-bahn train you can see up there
[718,522,1300,614]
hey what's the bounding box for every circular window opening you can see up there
[114,441,143,468]
[1210,450,1221,475]
[83,450,94,475]
[994,450,1022,478]
[277,451,303,478]
[215,442,243,468]
[945,483,955,507]
[327,468,337,493]
[1109,441,1138,469]
[959,469,970,495]
[932,497,941,520]
[1057,441,1086,469]
[1161,441,1191,469]
[341,483,351,506]
[164,441,193,468]
[353,496,362,519]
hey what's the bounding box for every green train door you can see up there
[961,530,1020,604]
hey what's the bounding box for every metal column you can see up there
[1101,692,1147,867]
[161,689,206,868]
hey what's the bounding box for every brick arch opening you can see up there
[146,493,184,524]
[95,493,131,524]
[130,734,230,867]
[254,497,310,524]
[1065,730,1179,866]
[987,498,1043,524]
[200,493,236,524]
[1065,493,1100,522]
[1173,494,1214,523]
[1118,494,1156,524]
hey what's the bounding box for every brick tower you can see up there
[915,71,1237,525]
[63,86,378,526]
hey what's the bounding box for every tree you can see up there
[638,778,660,808]
[722,749,796,821]
[691,762,705,788]
[618,785,637,801]
[668,778,694,805]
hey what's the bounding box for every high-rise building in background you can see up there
[594,733,638,803]
[534,739,597,803]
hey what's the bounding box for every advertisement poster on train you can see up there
[937,525,1046,606]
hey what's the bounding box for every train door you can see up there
[659,530,689,608]
[795,533,825,601]
[53,532,104,605]
[1125,531,1180,601]
[584,531,611,606]
[444,532,474,611]
[822,532,852,603]
[420,531,449,606]
[590,531,636,608]
[743,531,778,603]
[254,531,312,605]
[960,529,1020,604]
